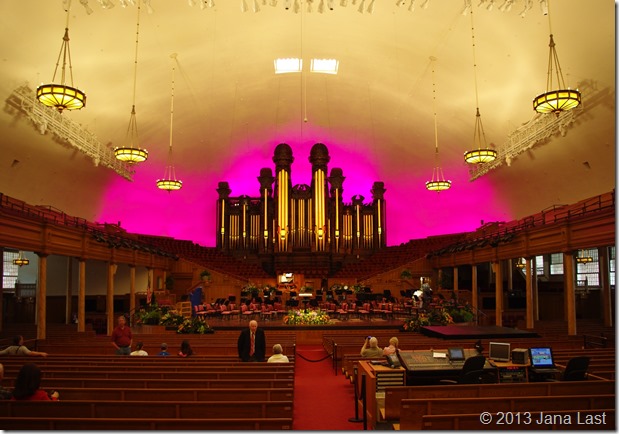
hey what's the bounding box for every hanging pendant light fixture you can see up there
[463,6,497,165]
[114,2,148,164]
[36,0,86,112]
[515,257,526,269]
[157,55,183,191]
[576,250,593,263]
[532,0,581,115]
[13,251,30,267]
[425,57,451,192]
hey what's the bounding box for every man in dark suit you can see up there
[237,319,266,362]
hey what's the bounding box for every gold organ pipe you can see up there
[242,201,247,240]
[220,199,225,234]
[335,188,339,234]
[263,189,268,232]
[356,204,361,249]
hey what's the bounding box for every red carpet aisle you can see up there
[293,345,363,430]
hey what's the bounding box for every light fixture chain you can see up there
[131,2,142,107]
[431,58,439,155]
[469,6,480,110]
[169,64,176,153]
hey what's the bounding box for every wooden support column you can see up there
[563,251,577,336]
[37,253,48,340]
[106,262,116,336]
[453,267,459,295]
[129,265,136,322]
[65,257,73,324]
[532,256,539,321]
[525,257,534,329]
[78,259,86,333]
[494,261,503,327]
[599,247,612,327]
[471,265,479,324]
[507,259,513,293]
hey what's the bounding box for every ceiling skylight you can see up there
[274,58,339,74]
[310,58,339,74]
[274,58,302,74]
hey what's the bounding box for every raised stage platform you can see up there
[420,324,540,340]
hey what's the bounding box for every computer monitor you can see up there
[447,347,465,361]
[529,347,555,368]
[489,342,511,362]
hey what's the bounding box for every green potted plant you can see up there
[400,269,413,280]
[200,270,211,282]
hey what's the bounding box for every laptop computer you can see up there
[529,347,561,373]
[448,347,465,362]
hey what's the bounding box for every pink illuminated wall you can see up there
[97,140,511,247]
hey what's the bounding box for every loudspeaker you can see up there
[511,348,529,365]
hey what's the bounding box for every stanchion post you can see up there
[361,373,367,430]
[348,365,362,423]
[333,342,338,375]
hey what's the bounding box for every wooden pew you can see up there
[58,387,293,402]
[420,409,615,430]
[4,369,294,380]
[383,380,615,421]
[0,417,293,430]
[0,400,293,419]
[399,395,615,430]
[33,377,294,389]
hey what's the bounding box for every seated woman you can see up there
[130,342,148,356]
[178,340,195,357]
[267,344,289,363]
[12,363,58,401]
[383,337,399,355]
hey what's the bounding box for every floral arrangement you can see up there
[241,282,258,296]
[283,309,331,326]
[137,306,213,334]
[160,310,185,327]
[177,315,214,334]
[134,304,164,325]
[352,284,366,294]
[401,295,474,332]
[401,313,430,332]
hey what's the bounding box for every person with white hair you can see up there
[267,344,289,363]
[360,336,383,357]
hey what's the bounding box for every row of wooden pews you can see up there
[0,355,295,430]
[31,329,297,358]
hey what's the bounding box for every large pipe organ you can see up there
[216,143,386,273]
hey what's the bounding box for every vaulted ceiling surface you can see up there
[0,0,615,247]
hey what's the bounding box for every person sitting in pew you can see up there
[130,342,148,356]
[178,340,195,357]
[157,343,170,356]
[361,336,383,358]
[267,344,290,363]
[383,337,399,356]
[0,335,48,357]
[11,363,59,401]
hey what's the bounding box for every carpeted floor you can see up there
[293,345,364,430]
